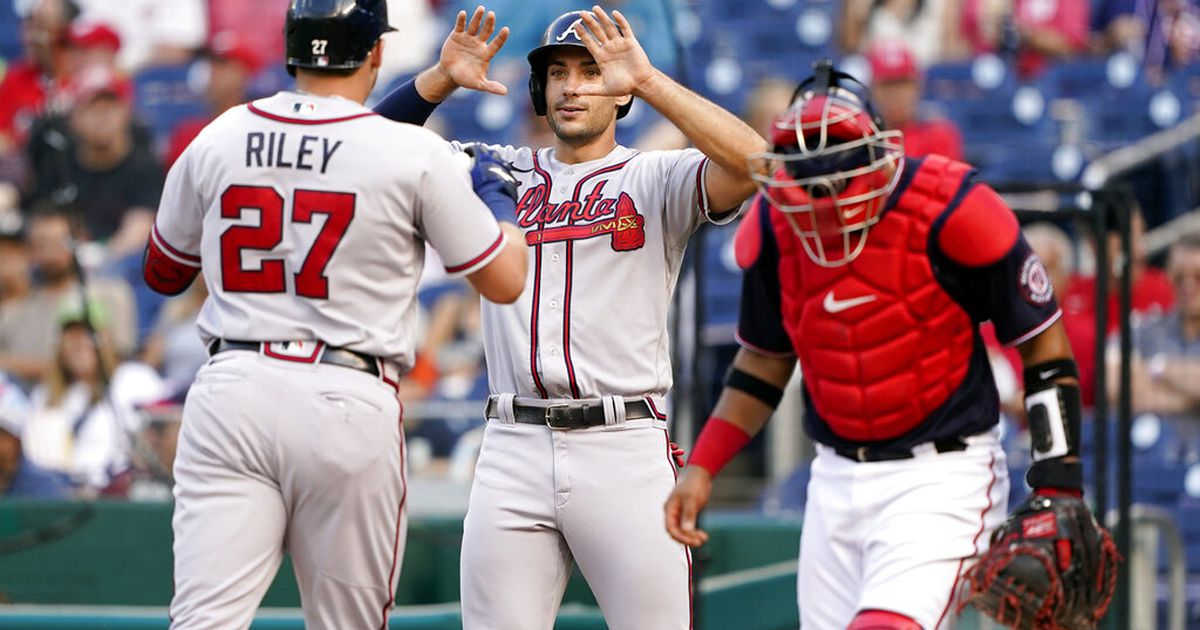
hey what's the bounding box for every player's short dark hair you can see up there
[291,65,359,80]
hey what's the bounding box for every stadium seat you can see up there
[132,63,209,155]
[433,89,523,146]
[697,221,744,339]
[924,56,1018,104]
[246,63,295,101]
[759,461,811,515]
[0,0,20,63]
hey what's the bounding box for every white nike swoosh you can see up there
[823,292,877,313]
[1038,369,1060,380]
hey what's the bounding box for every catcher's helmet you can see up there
[527,11,633,120]
[285,0,395,74]
[750,60,905,267]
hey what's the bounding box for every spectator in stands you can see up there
[866,39,963,160]
[74,0,207,73]
[1091,0,1149,57]
[0,218,31,312]
[840,0,962,65]
[102,388,183,501]
[1151,0,1200,82]
[960,0,1091,77]
[744,78,797,139]
[22,303,164,496]
[207,0,288,77]
[164,32,261,169]
[0,0,79,153]
[1064,204,1175,335]
[1092,0,1200,83]
[0,208,137,383]
[0,372,69,498]
[63,20,120,76]
[140,279,208,392]
[26,66,162,253]
[1116,233,1200,415]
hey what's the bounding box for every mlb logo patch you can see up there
[292,102,319,116]
[1022,511,1058,539]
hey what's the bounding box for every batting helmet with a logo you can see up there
[285,0,395,74]
[527,11,633,120]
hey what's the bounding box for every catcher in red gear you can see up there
[664,61,1116,629]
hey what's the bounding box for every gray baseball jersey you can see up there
[154,91,507,370]
[466,143,733,402]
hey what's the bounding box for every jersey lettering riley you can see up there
[151,92,506,369]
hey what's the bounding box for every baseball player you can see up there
[665,63,1115,629]
[373,6,766,628]
[141,1,527,628]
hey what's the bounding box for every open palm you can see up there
[574,7,656,98]
[439,6,510,95]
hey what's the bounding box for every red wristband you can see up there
[688,417,752,476]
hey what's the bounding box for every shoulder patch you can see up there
[937,184,1019,268]
[1019,253,1055,305]
[734,195,765,270]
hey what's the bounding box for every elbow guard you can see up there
[1023,359,1083,491]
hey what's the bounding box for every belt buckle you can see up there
[856,446,869,463]
[544,404,573,430]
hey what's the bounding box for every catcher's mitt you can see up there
[959,492,1118,630]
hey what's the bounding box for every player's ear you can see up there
[616,94,632,110]
[369,39,384,70]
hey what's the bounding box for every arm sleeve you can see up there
[934,183,1062,346]
[144,147,204,295]
[416,143,507,276]
[735,200,794,357]
[661,149,740,244]
[373,78,440,126]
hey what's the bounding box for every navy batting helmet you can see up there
[285,0,395,74]
[527,11,633,120]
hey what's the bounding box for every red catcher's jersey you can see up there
[772,156,975,441]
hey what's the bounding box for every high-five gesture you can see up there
[575,6,657,98]
[434,6,510,96]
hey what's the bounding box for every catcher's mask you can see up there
[749,61,905,267]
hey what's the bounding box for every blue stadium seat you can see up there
[0,0,20,63]
[429,88,523,146]
[1169,62,1200,117]
[246,63,295,101]
[759,460,811,515]
[132,63,209,154]
[698,221,743,336]
[1037,55,1173,147]
[924,56,1018,104]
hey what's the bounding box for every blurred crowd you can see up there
[0,0,1199,500]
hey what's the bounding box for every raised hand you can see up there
[574,6,657,98]
[437,6,510,95]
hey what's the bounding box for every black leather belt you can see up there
[209,340,380,377]
[833,437,968,463]
[484,398,656,430]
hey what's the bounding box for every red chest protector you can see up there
[770,155,976,441]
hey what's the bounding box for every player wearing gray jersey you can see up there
[143,1,527,628]
[374,6,766,628]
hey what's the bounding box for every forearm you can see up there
[373,70,445,125]
[633,70,768,182]
[688,348,795,475]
